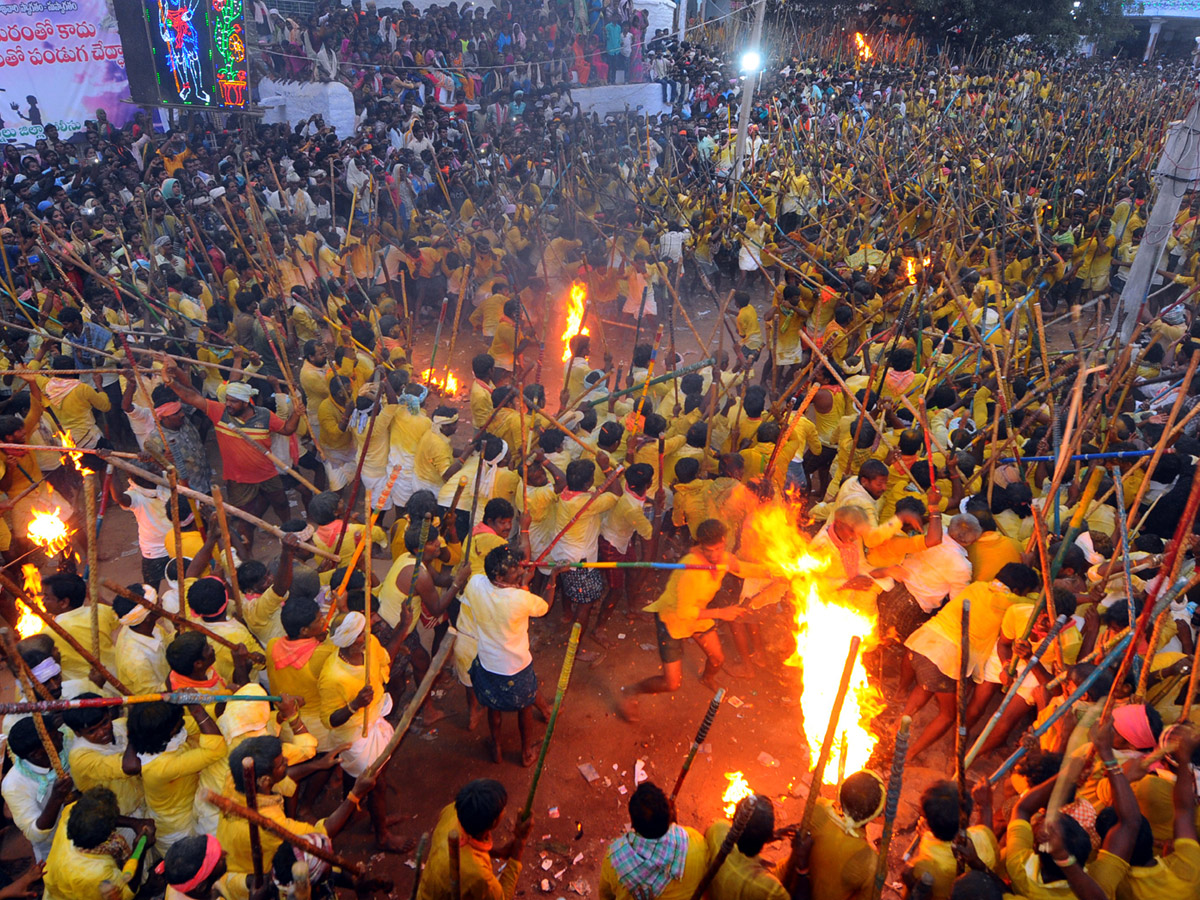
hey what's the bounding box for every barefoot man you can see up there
[620,519,770,720]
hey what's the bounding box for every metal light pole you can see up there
[1112,99,1200,343]
[731,0,766,185]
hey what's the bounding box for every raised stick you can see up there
[670,688,726,804]
[956,600,970,831]
[210,485,246,620]
[520,622,582,820]
[0,692,280,714]
[243,757,265,889]
[167,467,187,616]
[84,470,99,658]
[868,716,911,900]
[798,636,862,835]
[688,796,757,900]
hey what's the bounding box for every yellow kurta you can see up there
[42,802,133,900]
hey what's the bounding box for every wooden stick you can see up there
[362,489,373,739]
[101,579,240,652]
[363,635,456,780]
[689,795,757,900]
[93,456,337,561]
[84,470,99,658]
[0,444,140,458]
[956,599,970,832]
[243,757,265,889]
[221,418,321,495]
[447,832,461,900]
[0,627,66,777]
[204,791,365,876]
[0,572,129,693]
[670,688,725,804]
[868,716,911,900]
[0,692,279,714]
[167,468,186,616]
[798,636,862,834]
[520,622,582,820]
[210,485,246,620]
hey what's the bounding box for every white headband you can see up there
[331,612,366,648]
[30,658,60,683]
[119,586,157,627]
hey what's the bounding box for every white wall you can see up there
[258,78,358,135]
[569,82,666,117]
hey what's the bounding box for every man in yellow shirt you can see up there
[315,375,357,492]
[40,571,117,686]
[418,779,531,900]
[469,354,496,429]
[42,788,154,900]
[601,782,707,900]
[216,733,377,886]
[623,519,766,719]
[704,795,788,900]
[126,698,227,853]
[805,770,884,900]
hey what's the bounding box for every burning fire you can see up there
[420,369,461,396]
[905,257,932,286]
[560,281,590,363]
[27,506,72,555]
[722,771,754,817]
[854,32,872,61]
[16,565,42,638]
[56,430,94,476]
[744,504,883,774]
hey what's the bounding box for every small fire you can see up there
[723,771,753,817]
[15,565,42,638]
[421,369,461,396]
[56,430,94,476]
[905,256,932,286]
[27,506,72,555]
[854,32,872,61]
[560,281,590,363]
[744,503,883,774]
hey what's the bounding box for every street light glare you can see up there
[741,50,761,73]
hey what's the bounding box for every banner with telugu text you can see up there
[0,0,134,144]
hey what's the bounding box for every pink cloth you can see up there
[1113,704,1156,751]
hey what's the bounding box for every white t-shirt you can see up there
[125,483,170,559]
[462,575,548,675]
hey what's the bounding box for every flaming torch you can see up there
[27,507,72,556]
[14,565,43,638]
[560,282,590,363]
[854,32,872,61]
[56,429,94,476]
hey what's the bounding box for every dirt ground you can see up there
[0,284,1041,897]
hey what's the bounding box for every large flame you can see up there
[15,565,42,638]
[27,506,72,555]
[744,503,883,774]
[722,771,753,817]
[56,430,94,476]
[905,258,917,285]
[854,32,872,61]
[560,281,590,363]
[420,369,461,396]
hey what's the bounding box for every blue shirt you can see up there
[605,22,623,54]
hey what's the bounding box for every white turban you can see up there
[225,382,258,402]
[330,612,366,648]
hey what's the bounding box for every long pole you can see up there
[670,688,726,804]
[532,467,625,566]
[798,636,861,834]
[84,470,99,658]
[0,572,129,692]
[520,622,582,820]
[868,716,911,900]
[167,467,186,615]
[243,757,265,890]
[211,485,246,620]
[688,796,757,900]
[956,600,970,832]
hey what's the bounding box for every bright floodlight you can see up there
[741,50,761,73]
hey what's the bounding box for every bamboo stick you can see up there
[670,688,725,804]
[102,579,242,652]
[520,623,582,820]
[0,627,66,777]
[798,636,862,835]
[211,485,246,620]
[868,716,911,900]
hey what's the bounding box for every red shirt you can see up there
[205,399,285,484]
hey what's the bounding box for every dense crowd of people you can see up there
[0,1,1200,897]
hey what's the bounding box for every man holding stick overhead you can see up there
[161,359,299,552]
